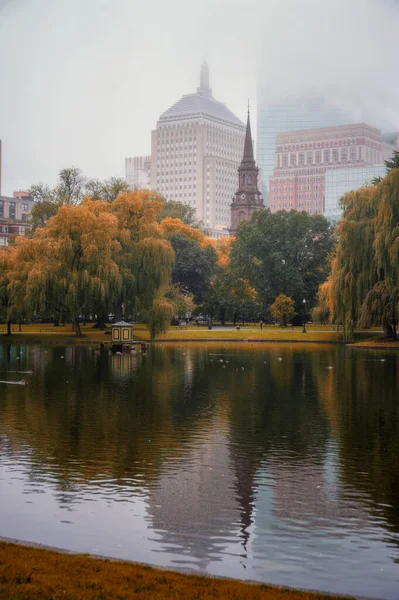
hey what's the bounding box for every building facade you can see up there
[256,97,353,205]
[324,165,386,224]
[0,192,34,248]
[151,61,246,229]
[269,123,390,215]
[230,111,264,235]
[125,155,151,189]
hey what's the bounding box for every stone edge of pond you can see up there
[0,537,361,600]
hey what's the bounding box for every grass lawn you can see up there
[0,323,382,345]
[0,540,354,600]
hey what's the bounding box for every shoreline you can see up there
[0,538,357,600]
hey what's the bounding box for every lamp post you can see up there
[302,298,307,333]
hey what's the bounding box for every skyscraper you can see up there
[256,96,353,205]
[151,62,246,229]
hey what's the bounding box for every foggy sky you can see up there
[0,0,398,195]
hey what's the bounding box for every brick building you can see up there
[0,192,34,248]
[269,123,394,215]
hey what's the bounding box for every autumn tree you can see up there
[9,201,122,336]
[157,199,202,228]
[110,191,176,337]
[271,294,295,326]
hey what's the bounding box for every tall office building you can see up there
[125,155,151,189]
[151,61,246,229]
[256,97,353,205]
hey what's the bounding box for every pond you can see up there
[0,342,398,599]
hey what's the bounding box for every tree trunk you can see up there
[92,315,107,330]
[75,318,82,337]
[114,297,123,322]
[233,314,237,326]
[220,308,225,326]
[383,324,395,340]
[18,323,22,332]
[6,321,11,336]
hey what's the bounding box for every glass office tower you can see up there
[257,96,353,205]
[324,165,386,225]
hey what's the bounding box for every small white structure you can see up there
[111,321,134,343]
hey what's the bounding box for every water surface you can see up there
[0,342,398,599]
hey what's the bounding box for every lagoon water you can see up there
[0,342,398,599]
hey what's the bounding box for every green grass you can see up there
[0,322,383,345]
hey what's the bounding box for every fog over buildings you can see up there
[1,0,399,195]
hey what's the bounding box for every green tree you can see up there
[86,177,130,202]
[271,293,295,326]
[167,233,217,304]
[328,169,399,341]
[231,209,334,314]
[157,199,202,227]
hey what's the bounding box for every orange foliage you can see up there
[216,236,234,267]
[159,217,215,249]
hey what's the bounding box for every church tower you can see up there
[229,108,264,235]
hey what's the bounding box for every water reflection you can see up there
[0,343,398,598]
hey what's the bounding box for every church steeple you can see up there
[229,105,264,236]
[197,60,212,99]
[239,108,256,171]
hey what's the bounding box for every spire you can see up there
[198,60,212,99]
[239,108,256,170]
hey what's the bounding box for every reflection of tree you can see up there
[315,349,399,534]
[1,341,399,562]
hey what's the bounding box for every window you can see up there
[22,213,29,222]
[315,150,321,165]
[290,153,296,166]
[9,202,16,219]
[299,153,305,166]
[0,201,3,218]
[282,154,288,167]
[350,147,357,161]
[307,151,313,165]
[324,149,330,163]
[341,148,348,162]
[332,149,339,162]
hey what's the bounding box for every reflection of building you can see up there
[125,156,151,189]
[256,97,352,205]
[147,409,255,568]
[0,191,34,249]
[151,61,245,229]
[324,166,386,224]
[230,110,264,235]
[268,123,391,215]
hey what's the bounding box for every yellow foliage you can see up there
[159,217,215,249]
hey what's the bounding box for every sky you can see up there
[0,0,399,195]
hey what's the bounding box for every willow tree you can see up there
[111,190,175,337]
[328,170,399,341]
[9,200,122,336]
[0,248,16,335]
